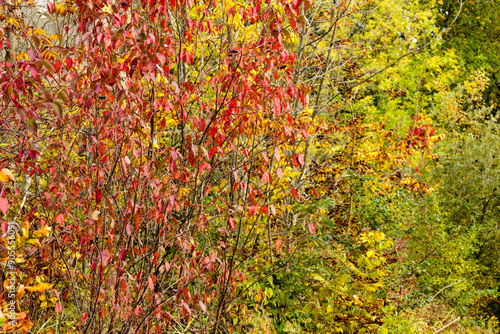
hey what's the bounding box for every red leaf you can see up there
[291,188,298,199]
[66,57,73,68]
[208,146,218,159]
[56,214,64,226]
[156,53,166,65]
[274,147,280,162]
[126,222,133,236]
[276,237,282,253]
[259,205,269,216]
[148,276,155,292]
[228,217,236,230]
[27,49,36,60]
[262,151,269,166]
[129,58,138,77]
[204,185,212,196]
[298,153,305,166]
[147,61,157,73]
[270,204,276,216]
[249,206,256,215]
[55,303,62,314]
[95,189,102,204]
[97,33,105,44]
[27,65,38,78]
[181,300,191,315]
[199,301,207,312]
[284,125,291,137]
[276,167,283,179]
[308,223,316,235]
[135,306,142,316]
[81,313,88,323]
[207,20,214,33]
[0,197,8,215]
[199,162,211,175]
[54,61,62,73]
[28,150,39,159]
[118,249,127,261]
[261,170,270,184]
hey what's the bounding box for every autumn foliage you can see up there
[1,0,311,332]
[1,0,499,333]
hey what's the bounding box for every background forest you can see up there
[1,0,500,333]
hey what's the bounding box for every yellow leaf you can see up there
[49,34,61,42]
[7,17,18,27]
[16,52,29,61]
[102,5,113,14]
[32,225,51,238]
[21,221,30,238]
[311,273,325,282]
[35,28,47,37]
[55,4,67,16]
[0,168,15,182]
[25,283,54,292]
[373,231,385,242]
[25,239,42,248]
[178,187,190,198]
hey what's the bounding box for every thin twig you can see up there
[434,317,460,334]
[430,279,467,301]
